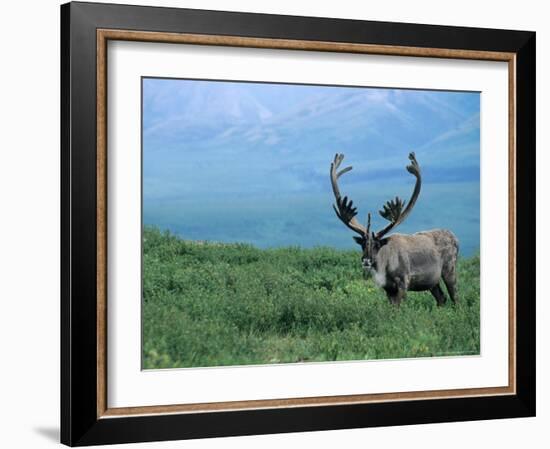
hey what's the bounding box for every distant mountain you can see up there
[143,80,480,172]
[143,80,276,144]
[143,80,479,193]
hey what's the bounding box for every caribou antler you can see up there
[375,152,421,239]
[330,153,367,236]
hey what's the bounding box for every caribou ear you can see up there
[352,236,365,247]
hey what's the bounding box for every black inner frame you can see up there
[61,2,535,446]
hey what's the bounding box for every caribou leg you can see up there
[443,272,458,304]
[387,289,406,306]
[430,284,447,306]
[385,277,407,306]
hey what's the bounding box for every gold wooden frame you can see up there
[96,29,516,419]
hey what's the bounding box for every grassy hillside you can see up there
[142,227,480,369]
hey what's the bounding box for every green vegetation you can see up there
[143,227,480,369]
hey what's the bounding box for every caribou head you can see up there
[330,152,421,273]
[330,152,459,306]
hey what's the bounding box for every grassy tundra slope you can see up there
[143,227,480,369]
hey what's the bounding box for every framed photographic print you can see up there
[60,1,536,446]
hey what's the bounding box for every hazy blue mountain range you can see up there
[143,78,480,256]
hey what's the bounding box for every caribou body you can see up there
[330,152,458,306]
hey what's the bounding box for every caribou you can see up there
[330,152,459,306]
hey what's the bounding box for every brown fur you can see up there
[367,229,459,306]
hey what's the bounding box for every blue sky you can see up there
[142,78,480,256]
